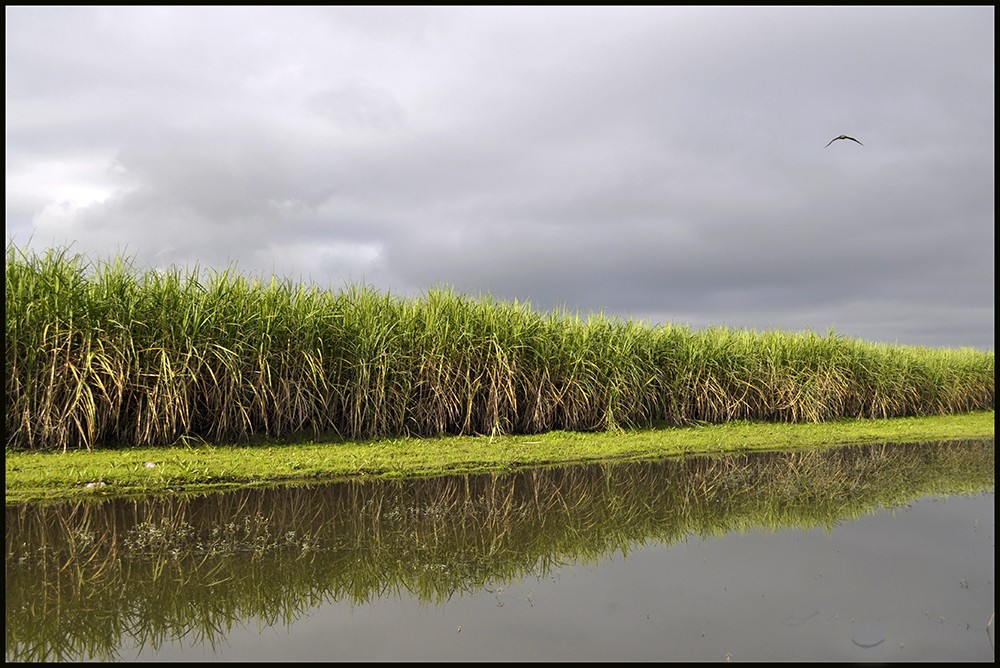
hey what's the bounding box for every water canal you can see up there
[6,438,994,662]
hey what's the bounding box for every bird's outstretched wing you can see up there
[826,135,863,147]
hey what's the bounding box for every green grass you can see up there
[5,243,994,454]
[5,409,993,505]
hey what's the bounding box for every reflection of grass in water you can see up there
[6,243,994,453]
[121,514,321,558]
[5,438,994,661]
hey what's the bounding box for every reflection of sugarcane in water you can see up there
[5,437,995,662]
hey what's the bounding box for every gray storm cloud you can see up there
[5,6,994,350]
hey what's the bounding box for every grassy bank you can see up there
[6,244,994,454]
[5,410,994,505]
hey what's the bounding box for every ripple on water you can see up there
[851,622,886,649]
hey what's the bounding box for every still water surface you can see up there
[6,439,994,662]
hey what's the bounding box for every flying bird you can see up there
[825,135,863,147]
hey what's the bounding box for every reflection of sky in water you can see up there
[123,492,994,662]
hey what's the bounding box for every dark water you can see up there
[6,439,994,662]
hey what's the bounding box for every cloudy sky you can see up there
[6,6,994,350]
